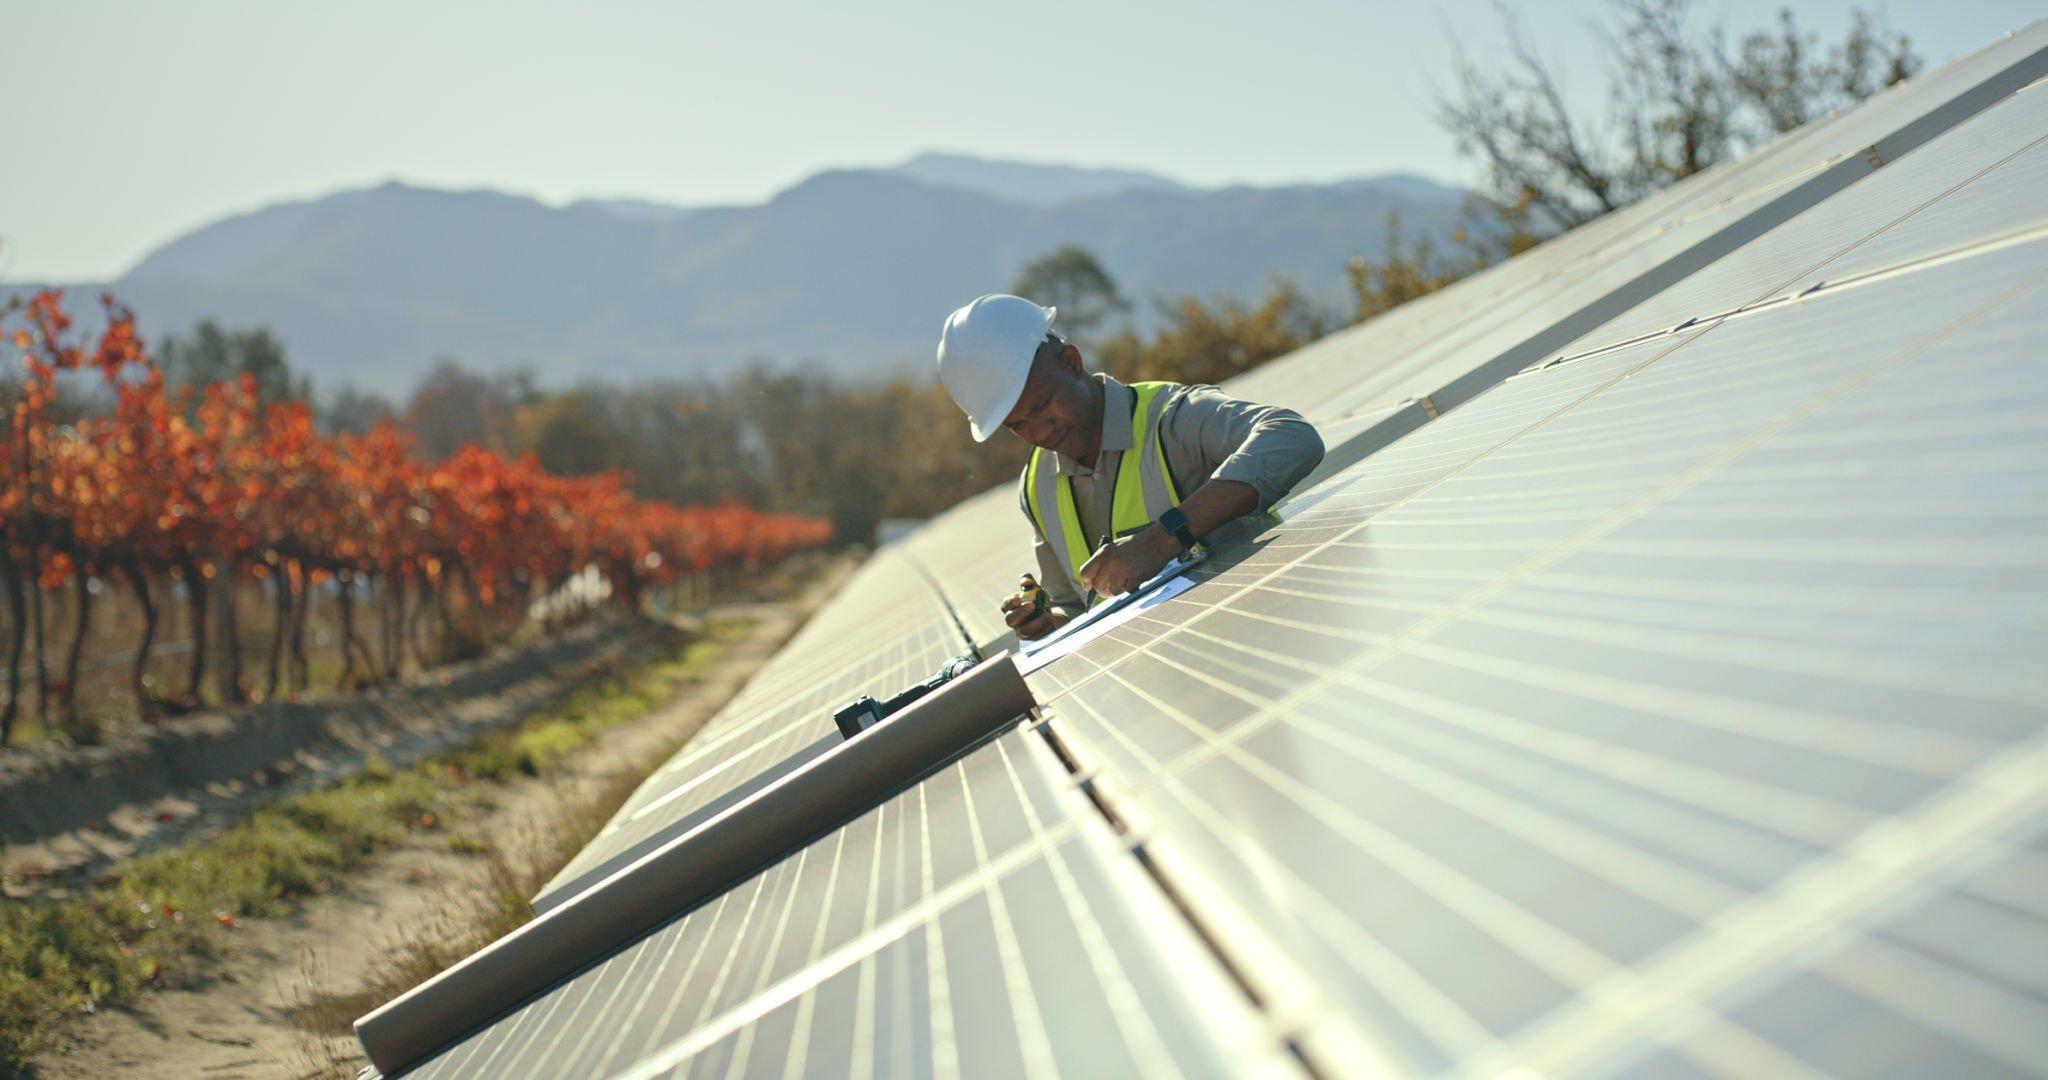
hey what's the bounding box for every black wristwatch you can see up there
[1157,507,1198,554]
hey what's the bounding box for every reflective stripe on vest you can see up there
[1023,381,1182,605]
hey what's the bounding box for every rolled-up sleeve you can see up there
[1159,385,1324,509]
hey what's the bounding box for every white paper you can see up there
[1016,573,1197,674]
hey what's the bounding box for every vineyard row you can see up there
[0,291,832,744]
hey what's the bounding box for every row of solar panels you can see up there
[366,21,2048,1078]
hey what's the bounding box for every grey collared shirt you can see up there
[1018,374,1324,610]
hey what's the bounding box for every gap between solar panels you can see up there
[353,651,1036,1077]
[1533,214,2048,374]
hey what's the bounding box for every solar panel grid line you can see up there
[1070,663,1672,993]
[1951,842,2048,918]
[397,709,1277,1073]
[552,893,691,1074]
[1088,643,1825,892]
[1032,338,1714,706]
[1603,21,2042,229]
[951,761,1059,1078]
[1042,705,1551,1073]
[429,804,835,1074]
[1864,832,2048,979]
[612,881,756,1073]
[1081,72,2023,524]
[1812,933,2048,1071]
[1646,89,2048,286]
[693,624,932,735]
[1048,295,2039,827]
[1213,138,1764,415]
[1548,132,2048,358]
[1168,566,2032,768]
[1413,159,1889,424]
[1471,561,2040,626]
[710,596,958,717]
[1155,630,1828,891]
[1048,659,1990,1080]
[1278,342,1677,525]
[758,827,852,1080]
[1791,123,2048,286]
[1048,691,1519,1074]
[890,492,1041,647]
[1236,152,1816,425]
[1034,236,2048,712]
[909,783,963,1080]
[621,625,937,803]
[548,811,901,1073]
[1003,242,2048,1073]
[1548,86,2048,357]
[601,738,1282,1079]
[1459,731,2048,1079]
[981,734,1186,1076]
[624,602,949,789]
[1177,731,1846,1080]
[1398,635,2025,771]
[991,725,1332,1078]
[697,561,955,692]
[1458,536,2048,655]
[1547,208,2048,375]
[1212,24,2046,467]
[544,617,965,901]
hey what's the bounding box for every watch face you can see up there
[1161,508,1195,550]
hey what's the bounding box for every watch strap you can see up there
[1158,506,1197,552]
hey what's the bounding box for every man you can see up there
[936,293,1324,641]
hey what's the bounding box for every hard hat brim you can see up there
[964,303,1055,442]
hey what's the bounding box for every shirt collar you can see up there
[1054,374,1134,477]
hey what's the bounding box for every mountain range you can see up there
[11,153,1470,391]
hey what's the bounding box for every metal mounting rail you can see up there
[354,652,1036,1077]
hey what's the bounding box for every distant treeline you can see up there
[275,211,1525,548]
[84,1,1917,554]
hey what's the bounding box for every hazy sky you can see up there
[4,0,2037,281]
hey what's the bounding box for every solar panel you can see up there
[360,22,2048,1077]
[1027,232,2048,1076]
[400,730,1287,1077]
[1222,23,2048,483]
[536,554,966,908]
[1560,77,2048,354]
[892,488,1024,647]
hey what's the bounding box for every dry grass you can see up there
[0,618,749,1075]
[284,766,639,1050]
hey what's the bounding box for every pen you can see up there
[1084,532,1110,608]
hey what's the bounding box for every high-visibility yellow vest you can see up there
[1023,381,1182,606]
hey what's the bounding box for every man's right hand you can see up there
[1001,574,1068,641]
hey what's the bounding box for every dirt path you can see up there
[31,557,858,1080]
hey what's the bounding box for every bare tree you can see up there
[1440,0,1921,233]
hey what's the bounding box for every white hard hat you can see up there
[936,294,1058,442]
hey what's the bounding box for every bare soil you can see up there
[28,557,855,1080]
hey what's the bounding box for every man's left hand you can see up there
[1077,526,1178,599]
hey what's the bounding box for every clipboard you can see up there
[1017,549,1205,671]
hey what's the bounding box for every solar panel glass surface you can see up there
[402,730,1284,1078]
[1024,236,2048,1074]
[372,26,2048,1078]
